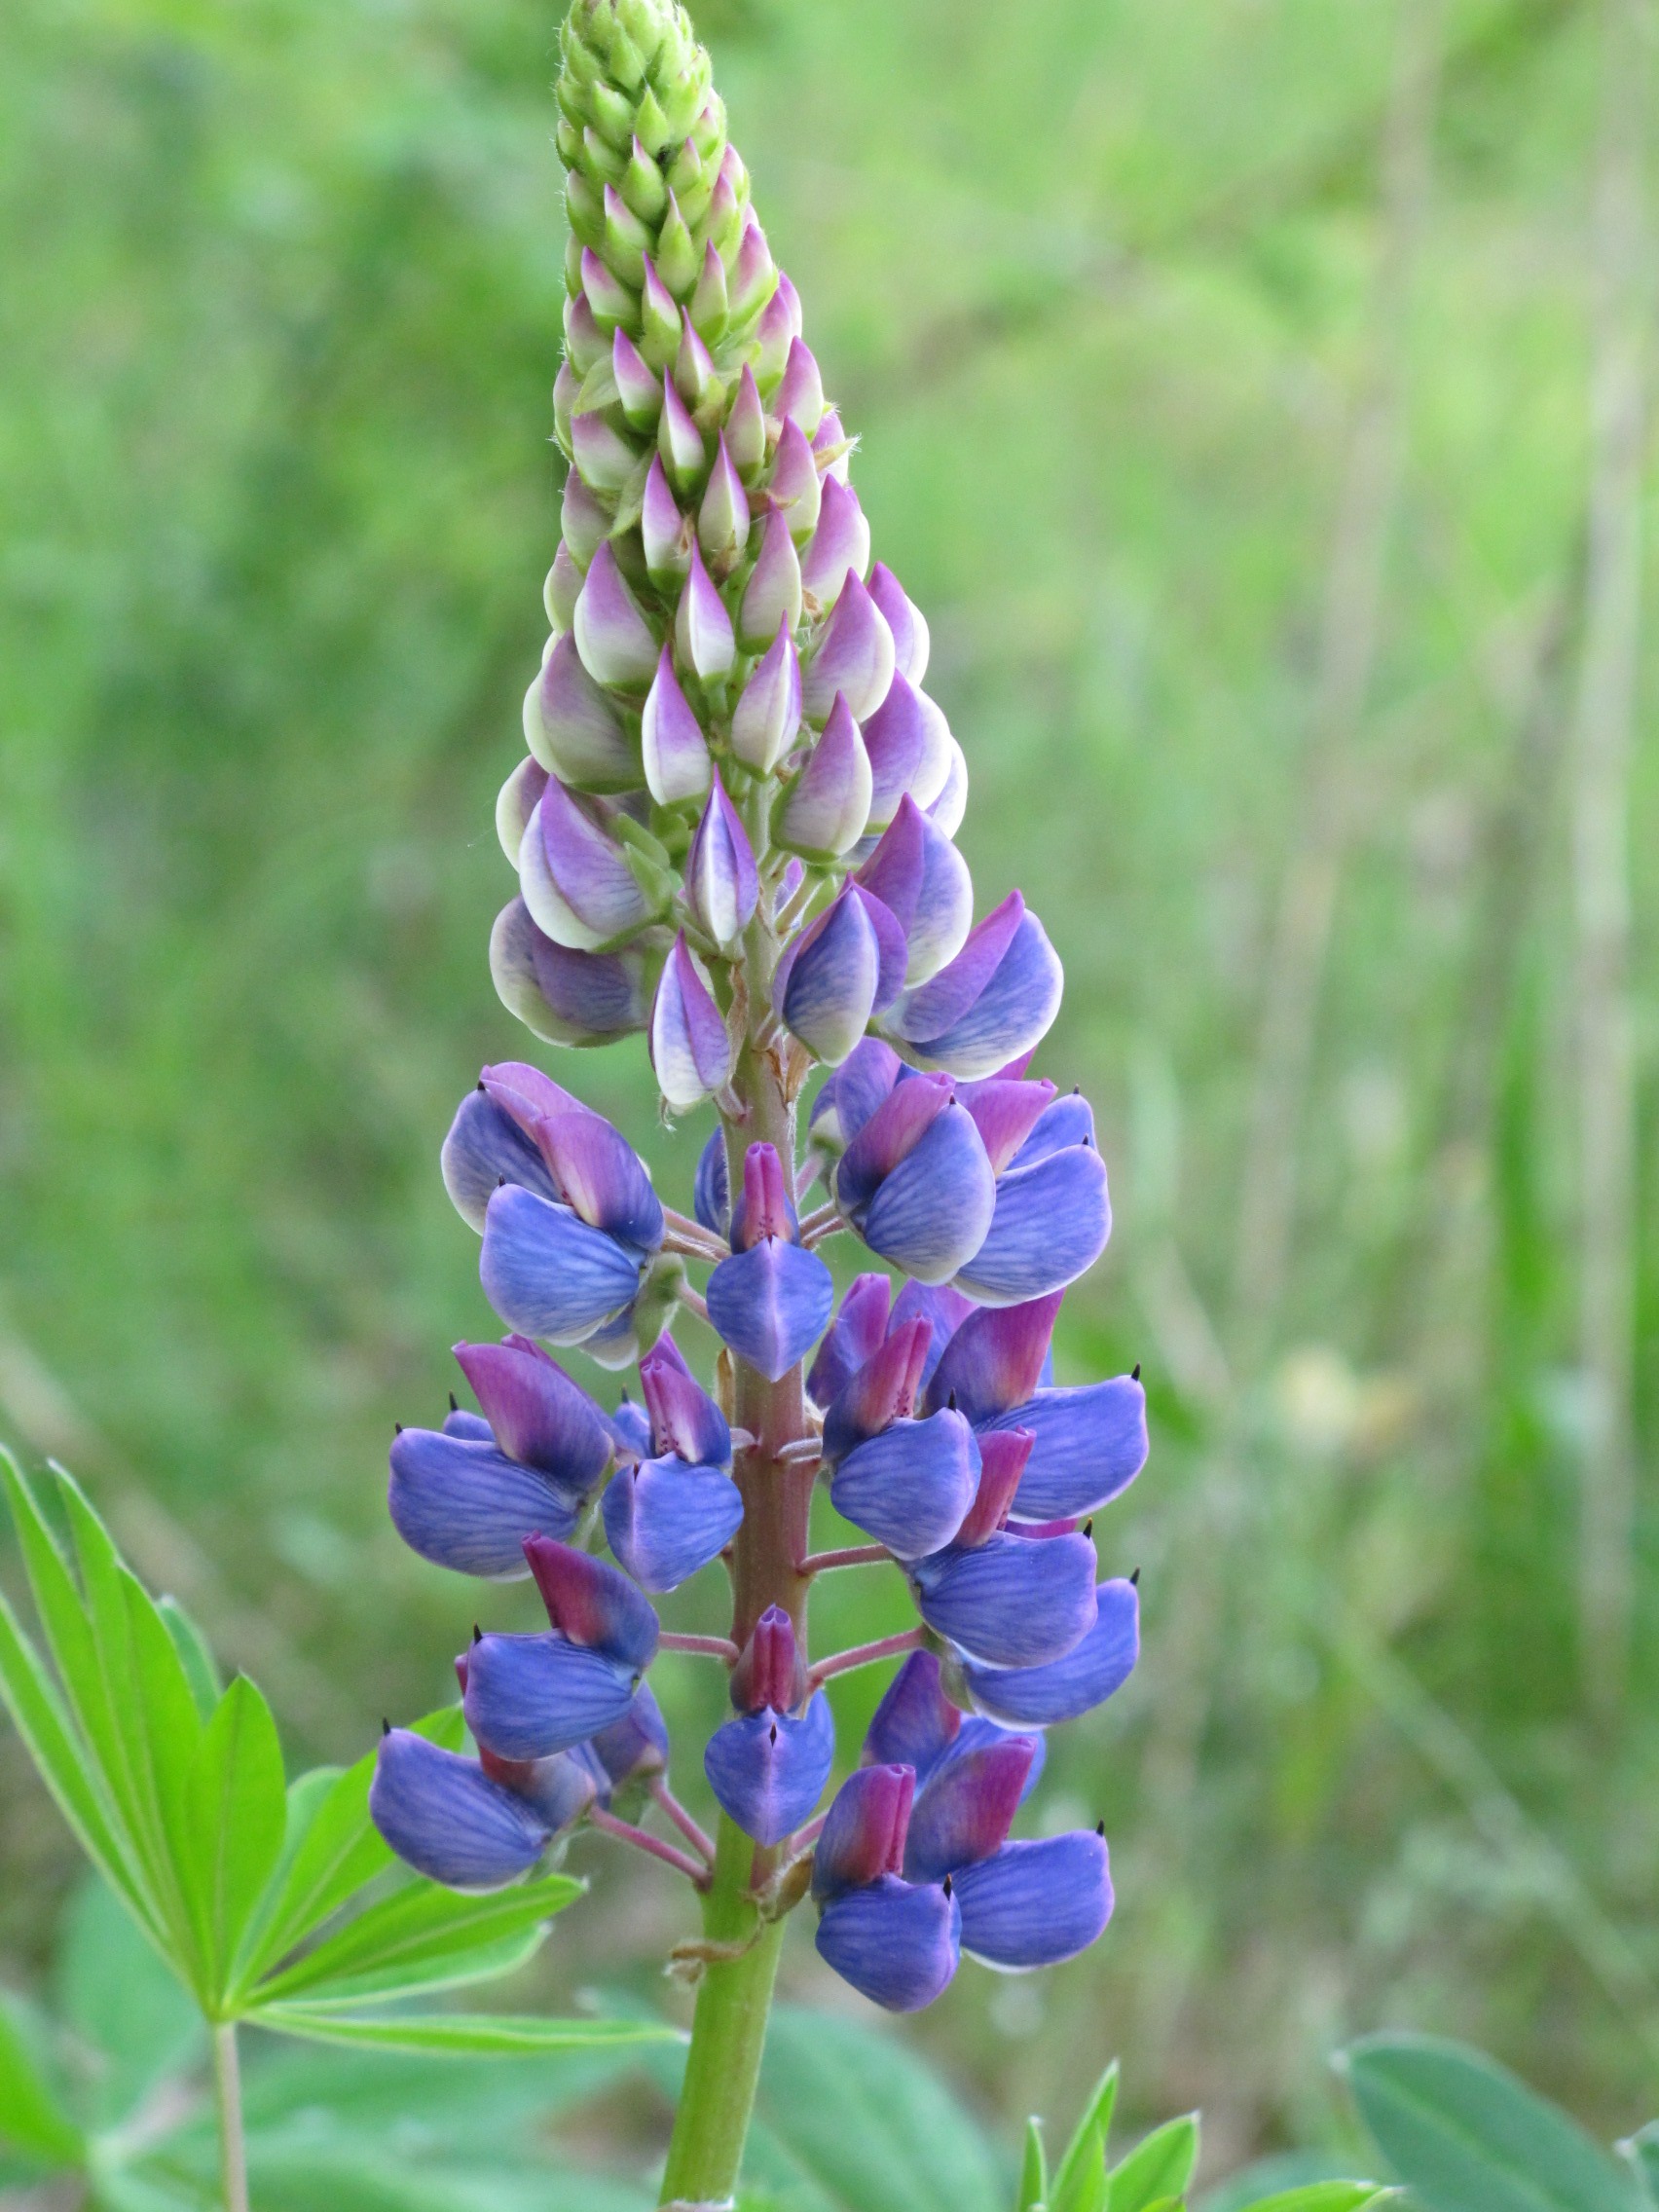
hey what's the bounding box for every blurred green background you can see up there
[3,0,1656,2187]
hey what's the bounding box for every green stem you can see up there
[658,1817,787,2206]
[211,2020,249,2212]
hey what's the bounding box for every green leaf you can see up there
[186,1674,288,2000]
[54,1877,203,2130]
[1233,2189,1391,2212]
[753,2004,1002,2212]
[250,1872,580,2008]
[1345,2035,1636,2212]
[1055,2129,1108,2212]
[157,1598,223,1723]
[1020,2118,1051,2210]
[1057,2067,1121,2201]
[251,2007,679,2055]
[124,1566,208,1971]
[1108,2116,1200,2212]
[234,1706,465,1993]
[0,1993,83,2167]
[1620,2124,1659,2207]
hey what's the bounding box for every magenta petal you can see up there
[812,1764,914,1899]
[924,1294,1064,1423]
[960,1077,1058,1176]
[522,1533,660,1670]
[800,572,895,723]
[730,1140,799,1250]
[952,1427,1034,1547]
[806,1038,903,1159]
[834,1071,955,1213]
[805,1273,894,1411]
[640,1339,732,1467]
[903,1736,1036,1881]
[730,1604,808,1714]
[821,1316,932,1464]
[573,541,660,688]
[453,1337,613,1492]
[650,934,733,1114]
[530,1106,663,1256]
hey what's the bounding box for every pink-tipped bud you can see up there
[800,475,870,609]
[726,363,767,480]
[730,1605,808,1714]
[737,1141,795,1248]
[768,418,822,541]
[775,339,825,438]
[730,625,801,774]
[739,507,803,647]
[641,645,712,805]
[642,455,693,586]
[698,434,751,567]
[674,541,736,680]
[775,692,872,859]
[658,373,707,495]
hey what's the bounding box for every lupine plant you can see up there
[364,0,1149,2200]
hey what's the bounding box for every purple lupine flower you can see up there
[773,884,906,1065]
[880,891,1064,1080]
[820,1318,981,1561]
[650,934,733,1115]
[856,796,972,979]
[489,899,652,1050]
[463,1536,659,1762]
[952,1081,1112,1305]
[705,1144,833,1379]
[370,1730,554,1891]
[810,1042,995,1282]
[704,1608,833,1844]
[601,1336,742,1590]
[387,1337,614,1576]
[811,1765,960,2011]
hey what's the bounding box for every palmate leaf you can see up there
[185,1675,288,1996]
[1020,2118,1051,2210]
[1055,2067,1121,2208]
[1344,2036,1637,2212]
[252,2008,678,2055]
[0,1991,83,2169]
[1233,2189,1392,2211]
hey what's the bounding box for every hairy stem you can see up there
[211,2021,248,2212]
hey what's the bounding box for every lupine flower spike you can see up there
[370,8,1149,2191]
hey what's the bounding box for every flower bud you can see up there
[767,418,822,540]
[520,780,664,952]
[649,933,733,1115]
[857,675,951,830]
[658,372,707,495]
[725,363,767,479]
[799,476,869,609]
[639,254,681,369]
[729,625,800,772]
[641,455,693,585]
[800,573,895,723]
[489,898,650,1050]
[738,508,802,646]
[674,541,736,680]
[641,645,712,805]
[857,797,974,985]
[580,243,637,330]
[773,694,872,860]
[685,775,759,947]
[526,633,641,794]
[690,238,729,340]
[573,541,660,688]
[698,434,750,567]
[674,310,718,408]
[729,1605,807,1714]
[775,338,824,437]
[610,324,660,427]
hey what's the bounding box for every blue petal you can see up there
[462,1631,643,1761]
[857,1104,997,1285]
[863,1649,960,1782]
[693,1125,731,1238]
[442,1408,496,1442]
[829,1411,980,1560]
[608,1395,653,1457]
[586,1682,670,1793]
[480,1185,643,1345]
[908,1530,1098,1668]
[903,1735,1038,1882]
[987,1378,1148,1522]
[1011,1091,1095,1167]
[387,1429,580,1578]
[369,1731,549,1891]
[704,1693,835,1845]
[901,908,1063,1081]
[952,1145,1110,1306]
[504,1749,601,1833]
[815,1875,961,2011]
[962,1578,1140,1726]
[806,1273,893,1412]
[441,1088,561,1232]
[602,1456,744,1593]
[952,1832,1113,1969]
[706,1239,834,1381]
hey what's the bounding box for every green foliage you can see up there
[0,1453,672,2077]
[1344,2034,1644,2212]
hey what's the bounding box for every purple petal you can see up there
[441,1087,561,1232]
[497,755,549,866]
[866,564,931,685]
[888,892,1025,1042]
[890,1280,976,1394]
[989,1377,1149,1523]
[800,475,869,608]
[775,337,825,436]
[807,1039,902,1161]
[954,1144,1111,1306]
[730,1140,798,1250]
[453,1338,613,1491]
[861,1652,960,1783]
[522,781,657,952]
[768,417,822,538]
[730,1606,808,1715]
[959,1078,1058,1177]
[908,1530,1098,1668]
[813,1764,914,1898]
[705,1238,834,1381]
[1013,1090,1096,1166]
[775,692,872,860]
[586,1682,670,1794]
[462,1634,643,1761]
[821,1316,931,1464]
[641,645,712,806]
[482,1746,601,1832]
[530,1109,663,1256]
[851,1100,998,1286]
[387,1428,581,1577]
[480,1186,643,1346]
[527,633,640,794]
[800,572,895,723]
[675,541,736,680]
[962,1578,1140,1726]
[443,1408,495,1442]
[834,1070,954,1214]
[651,935,733,1114]
[730,624,801,773]
[693,1125,730,1238]
[830,1409,980,1559]
[686,775,759,947]
[640,1340,732,1465]
[927,738,969,837]
[739,506,803,646]
[953,1831,1113,1969]
[815,1877,960,2012]
[952,1427,1033,1547]
[891,901,1064,1081]
[370,1733,549,1891]
[602,1456,744,1592]
[924,1295,1063,1423]
[704,1693,834,1844]
[478,1060,584,1136]
[903,1736,1036,1881]
[806,1273,893,1412]
[774,884,882,1066]
[522,1534,660,1670]
[856,797,974,987]
[489,899,650,1050]
[573,541,660,688]
[643,454,693,584]
[698,434,749,563]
